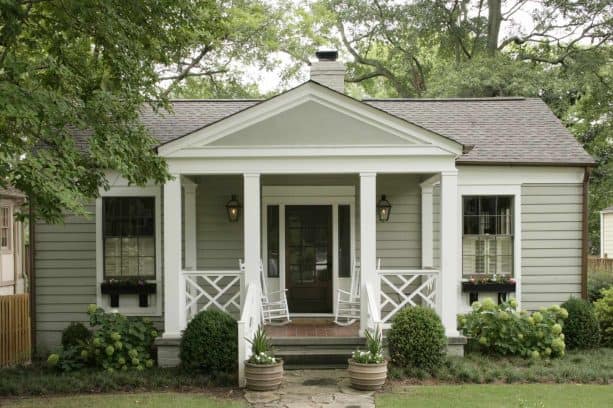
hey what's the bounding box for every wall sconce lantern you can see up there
[225,194,242,222]
[377,194,392,222]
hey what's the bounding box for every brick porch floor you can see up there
[264,319,359,337]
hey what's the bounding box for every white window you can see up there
[0,206,11,250]
[462,196,513,276]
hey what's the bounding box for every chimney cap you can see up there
[315,50,338,61]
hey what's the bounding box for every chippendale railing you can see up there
[377,264,439,326]
[182,270,242,322]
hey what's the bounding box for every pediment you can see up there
[158,81,462,157]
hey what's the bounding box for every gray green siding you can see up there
[521,183,583,309]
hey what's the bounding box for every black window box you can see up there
[101,282,156,308]
[461,282,516,293]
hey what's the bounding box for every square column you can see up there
[439,171,459,336]
[359,172,378,334]
[163,175,185,338]
[243,174,261,287]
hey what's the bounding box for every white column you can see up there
[163,175,185,338]
[360,172,378,335]
[183,178,198,318]
[421,184,434,268]
[439,171,459,337]
[243,174,261,286]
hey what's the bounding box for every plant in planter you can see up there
[100,277,156,307]
[244,326,283,391]
[348,327,387,391]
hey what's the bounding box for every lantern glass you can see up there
[377,194,392,222]
[225,195,241,222]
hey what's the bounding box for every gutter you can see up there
[29,203,36,353]
[581,167,592,299]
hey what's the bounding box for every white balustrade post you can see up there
[163,175,185,338]
[439,171,460,337]
[243,174,261,287]
[360,173,378,335]
[183,178,198,318]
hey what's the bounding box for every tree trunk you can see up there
[486,0,502,56]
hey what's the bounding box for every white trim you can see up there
[168,156,457,175]
[0,202,13,253]
[457,184,522,310]
[359,173,378,335]
[440,171,460,337]
[601,211,605,258]
[261,186,356,316]
[159,82,462,157]
[96,184,162,317]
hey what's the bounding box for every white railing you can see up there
[378,268,439,326]
[183,270,242,322]
[237,282,262,387]
[364,282,383,334]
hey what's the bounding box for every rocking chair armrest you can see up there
[336,289,352,295]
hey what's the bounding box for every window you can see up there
[267,205,279,277]
[338,205,351,277]
[103,197,155,279]
[0,206,10,250]
[462,196,513,276]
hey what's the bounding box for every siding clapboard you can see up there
[521,183,583,310]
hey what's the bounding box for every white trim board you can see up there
[95,184,163,316]
[261,186,356,316]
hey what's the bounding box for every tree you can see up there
[0,0,280,222]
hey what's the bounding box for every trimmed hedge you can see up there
[594,287,613,347]
[180,310,237,373]
[561,298,600,350]
[388,306,446,371]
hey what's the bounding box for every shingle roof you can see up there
[72,95,594,165]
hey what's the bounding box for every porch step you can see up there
[270,336,365,369]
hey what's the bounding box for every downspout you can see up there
[29,202,36,353]
[581,167,592,300]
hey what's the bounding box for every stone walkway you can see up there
[244,369,375,408]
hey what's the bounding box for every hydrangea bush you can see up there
[48,305,158,372]
[458,298,567,359]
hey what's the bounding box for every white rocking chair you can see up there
[334,260,360,326]
[239,259,291,325]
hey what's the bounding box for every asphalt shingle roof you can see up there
[72,95,594,165]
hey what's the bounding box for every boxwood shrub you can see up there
[180,309,237,373]
[458,298,567,359]
[561,298,600,349]
[61,322,92,348]
[388,306,446,371]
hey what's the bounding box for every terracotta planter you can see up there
[348,359,387,391]
[245,360,284,391]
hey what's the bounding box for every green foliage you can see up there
[352,327,385,364]
[247,326,276,365]
[458,299,568,359]
[588,269,613,302]
[0,366,234,397]
[48,306,157,372]
[61,322,92,349]
[560,298,601,350]
[593,288,613,347]
[388,306,446,371]
[180,310,237,373]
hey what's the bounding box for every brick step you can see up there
[270,336,365,368]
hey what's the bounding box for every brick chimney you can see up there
[309,50,345,93]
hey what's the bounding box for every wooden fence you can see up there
[589,257,613,274]
[0,293,31,367]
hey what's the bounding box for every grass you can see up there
[388,348,613,384]
[1,393,246,408]
[377,384,613,408]
[0,366,238,397]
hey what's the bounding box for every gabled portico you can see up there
[156,81,464,384]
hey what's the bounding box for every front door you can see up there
[285,205,333,313]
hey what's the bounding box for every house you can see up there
[31,51,594,382]
[601,206,613,258]
[0,186,27,296]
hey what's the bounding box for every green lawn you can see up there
[377,384,613,408]
[1,393,246,408]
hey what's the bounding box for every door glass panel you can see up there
[338,205,351,277]
[267,205,279,277]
